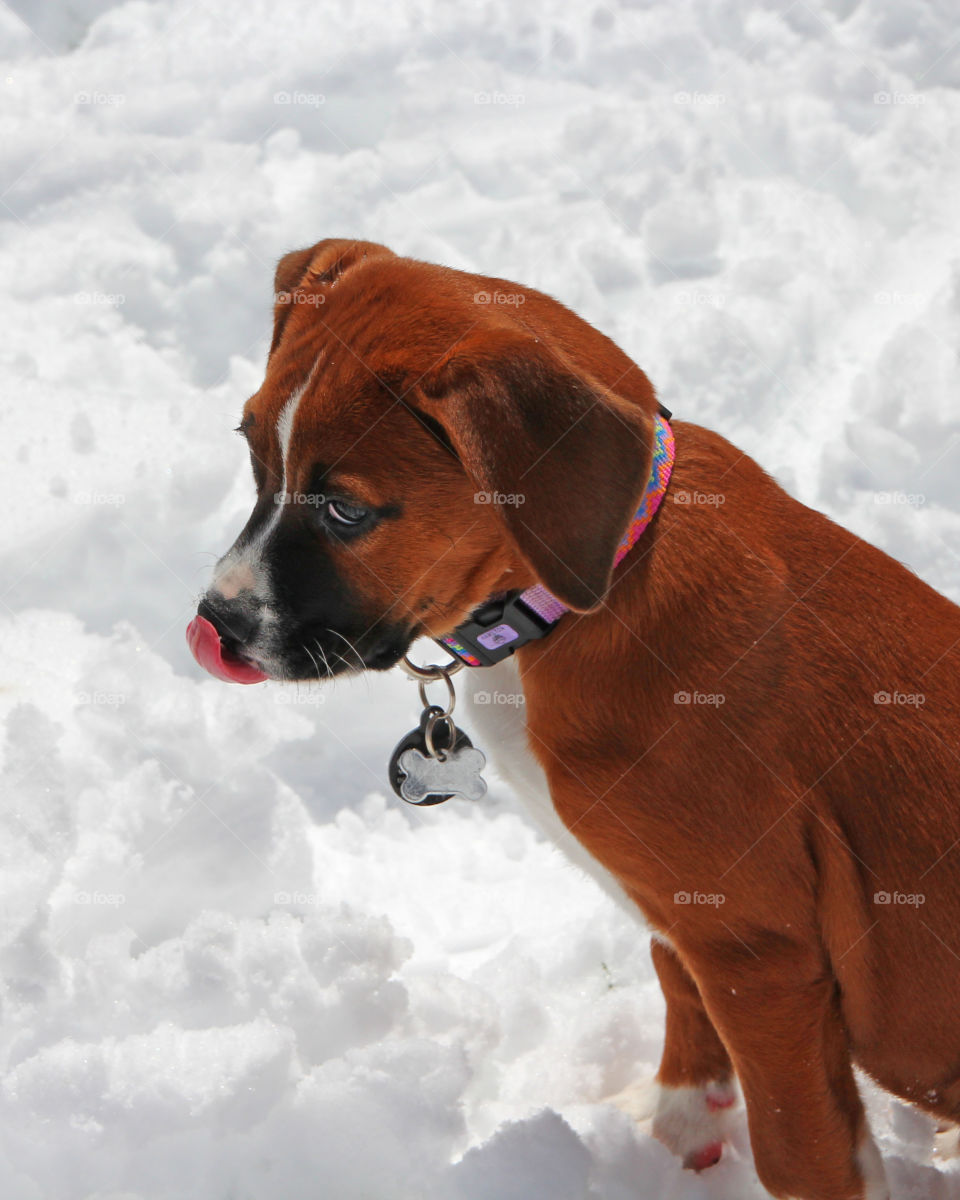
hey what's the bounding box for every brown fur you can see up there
[234,238,960,1199]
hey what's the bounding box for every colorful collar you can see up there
[437,407,676,667]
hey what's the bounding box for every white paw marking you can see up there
[652,1082,737,1166]
[608,1080,737,1170]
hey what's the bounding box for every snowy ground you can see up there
[2,1,960,1197]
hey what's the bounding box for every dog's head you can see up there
[192,238,660,681]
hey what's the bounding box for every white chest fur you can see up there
[460,657,641,918]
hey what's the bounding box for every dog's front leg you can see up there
[688,951,889,1200]
[606,936,739,1169]
[649,936,738,1169]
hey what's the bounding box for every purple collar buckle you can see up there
[436,590,556,668]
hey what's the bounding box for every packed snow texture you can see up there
[2,1,960,1197]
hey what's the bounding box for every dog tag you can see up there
[388,705,487,806]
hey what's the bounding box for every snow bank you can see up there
[2,0,959,1195]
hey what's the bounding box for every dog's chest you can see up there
[461,658,640,916]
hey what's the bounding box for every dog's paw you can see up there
[607,1078,738,1171]
[652,1081,737,1170]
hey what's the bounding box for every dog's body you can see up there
[191,239,960,1200]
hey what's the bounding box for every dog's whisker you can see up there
[325,627,365,670]
[302,641,323,686]
[312,638,340,693]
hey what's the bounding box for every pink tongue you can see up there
[186,615,268,684]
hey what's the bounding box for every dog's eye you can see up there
[327,498,369,525]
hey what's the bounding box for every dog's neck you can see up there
[437,408,676,668]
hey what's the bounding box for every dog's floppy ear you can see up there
[419,331,656,612]
[269,239,396,356]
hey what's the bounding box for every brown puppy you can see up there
[194,238,960,1200]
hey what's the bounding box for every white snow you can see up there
[2,1,960,1197]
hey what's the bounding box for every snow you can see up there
[1,0,960,1196]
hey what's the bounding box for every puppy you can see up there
[190,238,960,1200]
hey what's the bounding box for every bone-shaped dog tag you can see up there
[388,705,487,805]
[397,744,487,805]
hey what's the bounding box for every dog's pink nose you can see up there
[186,614,268,684]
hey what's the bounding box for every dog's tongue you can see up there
[186,615,268,684]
